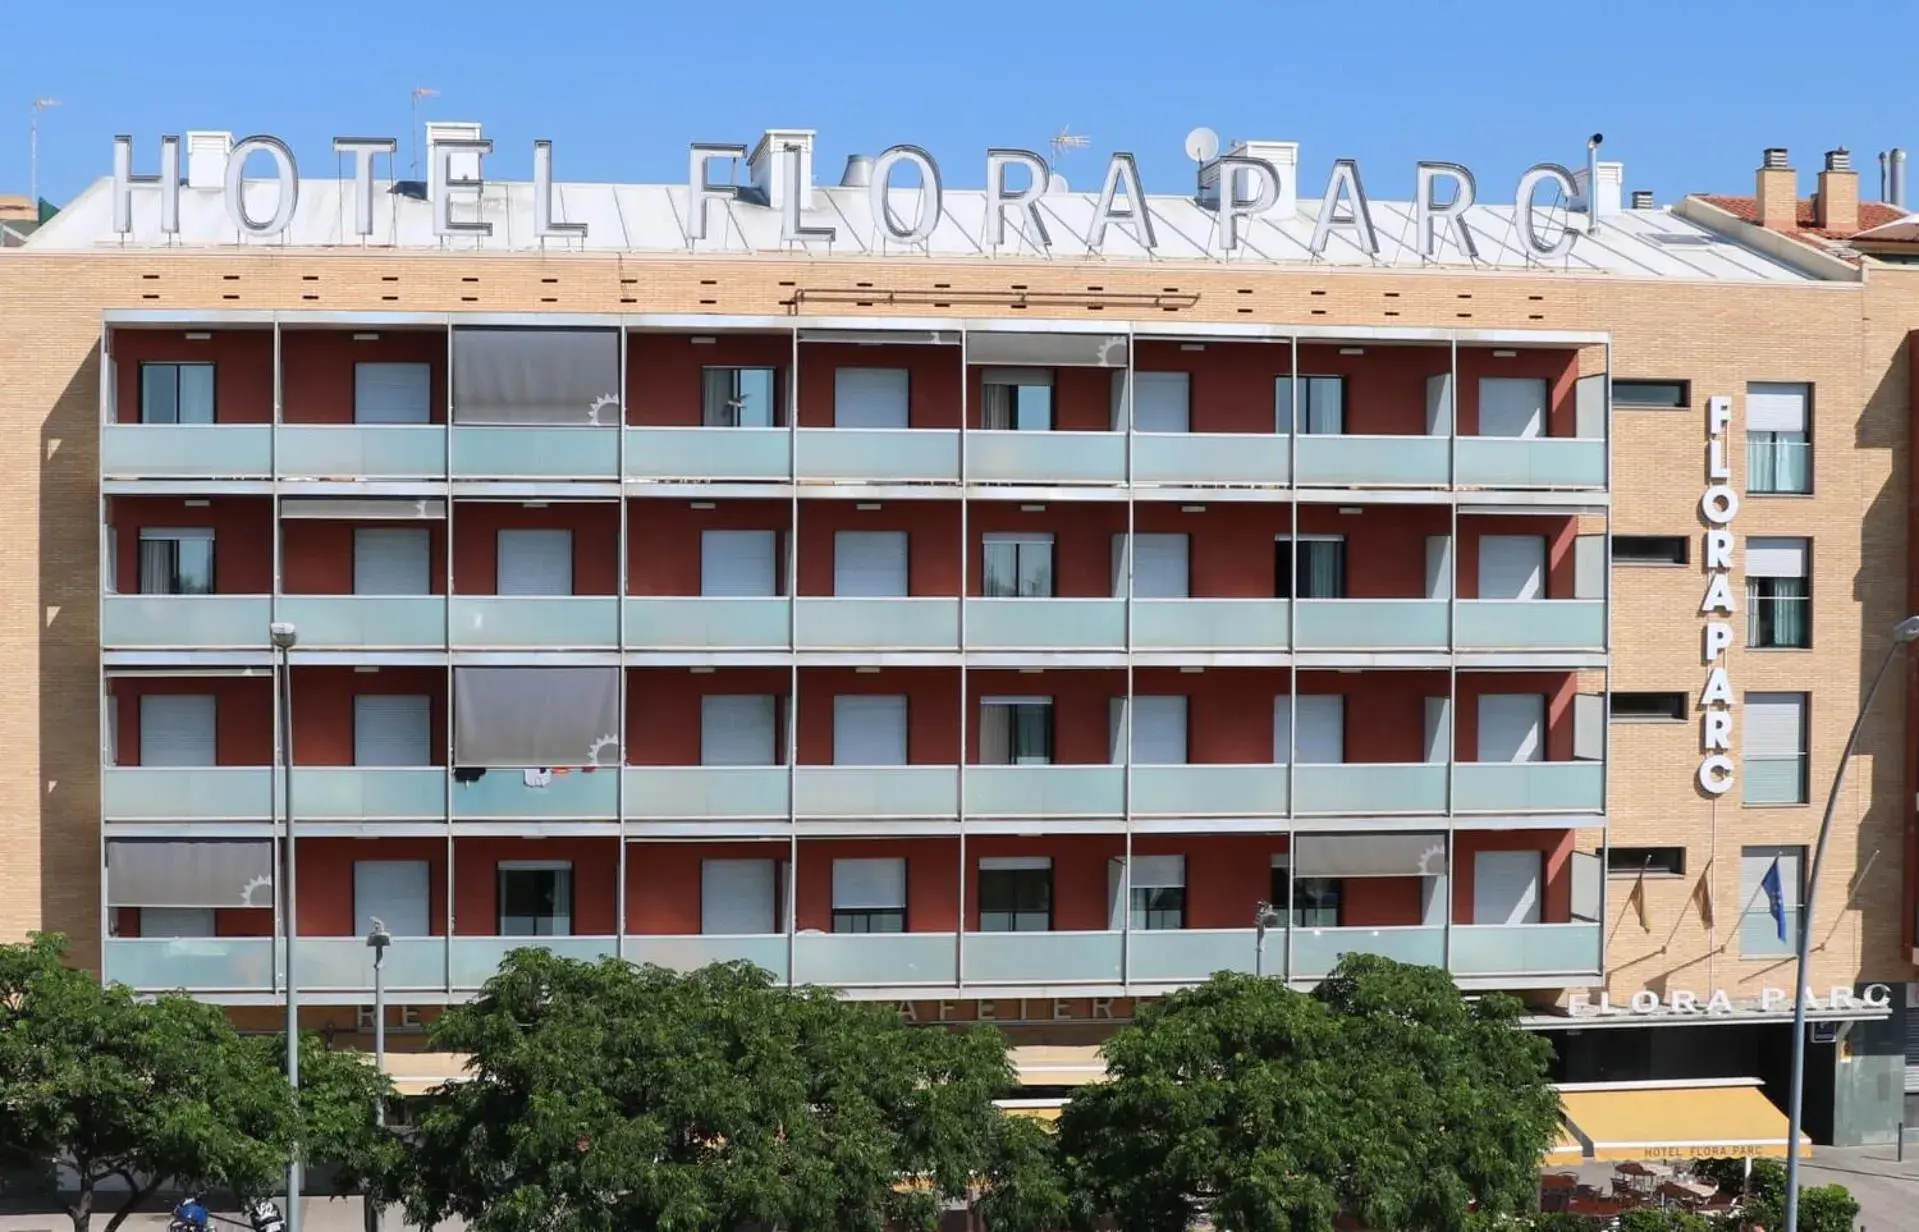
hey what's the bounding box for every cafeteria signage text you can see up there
[1567,983,1892,1018]
[108,133,1598,261]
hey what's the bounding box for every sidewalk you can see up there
[0,1199,454,1232]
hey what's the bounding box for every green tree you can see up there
[396,950,1063,1232]
[1059,957,1562,1232]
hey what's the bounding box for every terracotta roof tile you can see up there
[1696,194,1908,240]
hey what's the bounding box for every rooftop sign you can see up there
[109,134,1601,261]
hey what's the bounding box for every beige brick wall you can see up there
[2,246,1913,1002]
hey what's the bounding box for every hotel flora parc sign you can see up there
[109,132,1605,260]
[1697,394,1740,796]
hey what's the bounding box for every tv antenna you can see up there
[1049,125,1091,170]
[410,86,440,178]
[30,98,60,209]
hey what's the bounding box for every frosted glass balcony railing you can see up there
[623,767,791,820]
[794,598,959,651]
[1130,433,1291,485]
[1127,929,1262,983]
[102,596,273,649]
[1449,923,1600,977]
[1295,434,1450,486]
[105,938,276,992]
[451,426,620,478]
[450,597,620,648]
[793,767,959,819]
[295,937,448,991]
[1456,437,1605,488]
[276,426,446,479]
[623,935,791,982]
[1129,765,1289,818]
[793,933,957,987]
[101,424,273,479]
[964,599,1126,651]
[276,597,447,648]
[624,597,790,650]
[449,769,619,819]
[1293,763,1447,815]
[626,427,789,481]
[291,768,446,820]
[1456,600,1605,651]
[963,766,1124,818]
[1291,926,1445,979]
[966,431,1126,484]
[103,767,273,821]
[449,937,619,988]
[1132,599,1290,650]
[795,429,961,482]
[1293,599,1448,651]
[962,932,1123,984]
[1454,762,1604,814]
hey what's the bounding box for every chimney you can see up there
[425,121,485,198]
[1894,149,1909,210]
[839,154,873,189]
[1756,148,1797,230]
[1630,190,1655,210]
[748,129,818,212]
[185,131,231,190]
[1814,148,1858,232]
[1572,161,1625,217]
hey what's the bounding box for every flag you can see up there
[1628,860,1650,931]
[1692,869,1715,929]
[1760,857,1788,943]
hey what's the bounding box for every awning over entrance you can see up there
[372,1051,473,1097]
[1009,1044,1106,1088]
[1556,1079,1811,1161]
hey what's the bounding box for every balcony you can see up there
[276,426,445,479]
[103,767,272,821]
[795,429,960,483]
[966,431,1126,484]
[292,768,446,821]
[1295,435,1449,487]
[449,937,620,988]
[792,932,957,986]
[626,427,788,482]
[1456,438,1604,488]
[1292,926,1446,978]
[622,934,792,982]
[105,938,275,992]
[963,766,1125,818]
[1448,923,1600,978]
[101,425,272,480]
[276,597,446,649]
[1130,434,1290,486]
[1454,763,1604,814]
[1294,764,1447,815]
[1293,600,1448,652]
[1130,765,1290,818]
[295,937,449,991]
[451,427,620,479]
[793,598,959,651]
[624,598,789,650]
[962,931,1124,983]
[102,596,273,650]
[1132,599,1290,651]
[449,769,619,820]
[1455,601,1605,651]
[624,766,791,821]
[1126,929,1262,982]
[791,767,958,819]
[964,599,1126,651]
[449,597,621,649]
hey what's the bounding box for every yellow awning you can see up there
[363,1051,472,1098]
[1009,1044,1106,1088]
[997,1098,1063,1123]
[1557,1080,1811,1161]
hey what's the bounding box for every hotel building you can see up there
[5,128,1919,1148]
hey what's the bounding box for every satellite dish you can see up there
[1185,126,1221,164]
[1047,174,1070,194]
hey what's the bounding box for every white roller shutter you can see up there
[1747,383,1809,432]
[1113,533,1189,598]
[1478,535,1545,600]
[702,859,778,934]
[834,531,909,597]
[1746,538,1808,578]
[353,860,431,936]
[1745,694,1806,757]
[1472,850,1542,925]
[1132,372,1191,432]
[354,528,431,596]
[833,858,906,909]
[1478,377,1546,438]
[833,695,908,765]
[1478,694,1544,763]
[354,362,433,425]
[354,694,431,767]
[701,695,777,766]
[700,530,778,597]
[497,528,573,596]
[140,695,216,766]
[1131,696,1188,765]
[1275,695,1344,764]
[834,368,910,428]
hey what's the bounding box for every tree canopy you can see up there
[397,949,1065,1232]
[1058,955,1562,1232]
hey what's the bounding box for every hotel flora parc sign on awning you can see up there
[108,132,1607,261]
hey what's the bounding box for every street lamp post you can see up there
[1783,614,1919,1232]
[270,621,300,1232]
[364,921,390,1232]
[1253,902,1284,979]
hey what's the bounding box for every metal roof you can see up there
[25,175,1821,282]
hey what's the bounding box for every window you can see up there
[979,859,1052,932]
[498,863,572,936]
[1121,856,1186,931]
[1609,691,1686,722]
[354,362,432,425]
[982,369,1054,431]
[1611,380,1690,409]
[1747,382,1810,494]
[1744,692,1808,805]
[1611,535,1689,566]
[1275,537,1346,598]
[138,528,214,595]
[1606,847,1686,877]
[354,527,430,595]
[1271,860,1341,927]
[832,857,906,933]
[982,534,1054,598]
[980,699,1053,765]
[139,362,215,424]
[702,366,780,427]
[1737,845,1804,958]
[1275,375,1345,434]
[1746,538,1809,648]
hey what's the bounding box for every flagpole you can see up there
[1784,615,1919,1232]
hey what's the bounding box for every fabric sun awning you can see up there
[1556,1079,1811,1161]
[363,1051,473,1098]
[1009,1044,1107,1088]
[996,1098,1064,1123]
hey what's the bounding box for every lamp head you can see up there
[1253,901,1284,930]
[269,621,298,650]
[1895,616,1919,644]
[366,917,392,949]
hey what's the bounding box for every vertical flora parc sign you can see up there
[1697,394,1739,795]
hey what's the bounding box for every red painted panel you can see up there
[627,499,790,596]
[795,667,960,764]
[797,502,961,596]
[1452,829,1575,923]
[626,666,793,765]
[108,496,273,594]
[966,502,1127,597]
[281,329,447,424]
[628,334,791,426]
[110,676,273,766]
[289,666,447,766]
[1455,671,1577,762]
[962,367,1112,431]
[293,837,450,935]
[281,520,448,595]
[1455,514,1578,599]
[966,669,1125,765]
[796,343,964,428]
[1456,348,1579,438]
[451,502,619,595]
[111,329,272,424]
[452,838,620,935]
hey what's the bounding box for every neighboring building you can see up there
[4,127,1919,1147]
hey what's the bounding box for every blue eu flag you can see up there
[1760,858,1788,944]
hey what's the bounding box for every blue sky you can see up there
[5,0,1909,210]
